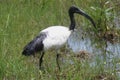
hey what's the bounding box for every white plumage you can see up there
[41,26,71,50]
[22,6,96,70]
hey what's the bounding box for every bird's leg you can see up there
[39,51,45,70]
[56,53,61,71]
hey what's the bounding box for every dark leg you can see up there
[56,53,61,71]
[39,51,45,70]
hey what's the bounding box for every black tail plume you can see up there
[22,32,47,56]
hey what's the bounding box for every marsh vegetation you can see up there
[0,0,120,80]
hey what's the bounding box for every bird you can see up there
[22,6,96,70]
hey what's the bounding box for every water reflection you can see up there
[69,35,120,60]
[63,35,120,76]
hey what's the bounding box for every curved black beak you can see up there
[76,9,96,28]
[69,6,96,30]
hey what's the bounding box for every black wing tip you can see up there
[22,33,46,56]
[22,41,35,56]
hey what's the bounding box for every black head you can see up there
[69,6,96,30]
[69,6,81,14]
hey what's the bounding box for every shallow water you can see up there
[63,34,120,77]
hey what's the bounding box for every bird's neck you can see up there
[69,13,76,30]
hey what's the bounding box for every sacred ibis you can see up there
[22,6,96,70]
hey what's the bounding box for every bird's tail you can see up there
[22,33,46,56]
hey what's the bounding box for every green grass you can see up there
[0,0,120,80]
